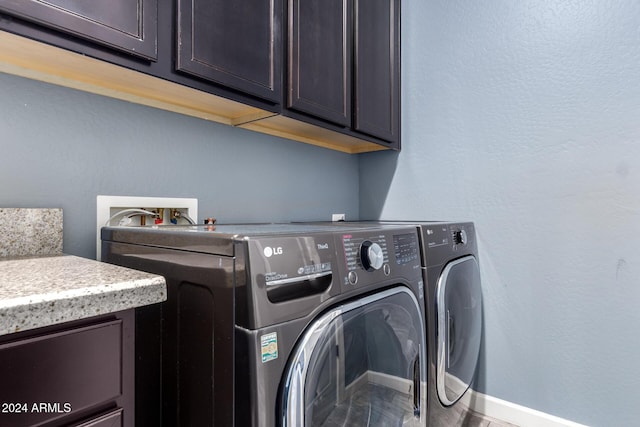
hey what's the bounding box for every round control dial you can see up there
[360,241,384,271]
[453,229,468,245]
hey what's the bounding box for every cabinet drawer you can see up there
[0,320,123,427]
[74,408,123,427]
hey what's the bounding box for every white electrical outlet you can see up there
[96,195,198,260]
[332,213,346,222]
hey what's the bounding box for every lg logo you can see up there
[263,246,283,257]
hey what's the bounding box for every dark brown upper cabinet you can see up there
[0,0,158,60]
[0,0,399,152]
[288,0,351,126]
[354,0,400,144]
[287,0,400,146]
[176,0,282,103]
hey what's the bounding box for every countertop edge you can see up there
[0,255,167,336]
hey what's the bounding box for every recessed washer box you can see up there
[96,195,198,260]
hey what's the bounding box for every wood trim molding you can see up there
[239,115,388,154]
[0,30,265,125]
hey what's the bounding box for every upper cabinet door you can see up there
[353,0,400,144]
[0,0,158,60]
[176,0,281,103]
[288,0,351,127]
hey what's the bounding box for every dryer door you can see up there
[282,287,426,427]
[436,255,483,406]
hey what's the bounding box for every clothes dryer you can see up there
[418,222,482,426]
[101,223,427,427]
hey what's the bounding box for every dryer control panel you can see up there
[421,222,477,267]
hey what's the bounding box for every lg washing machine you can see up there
[101,223,428,426]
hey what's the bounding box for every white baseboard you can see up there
[462,391,590,427]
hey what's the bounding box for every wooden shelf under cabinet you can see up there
[0,30,389,154]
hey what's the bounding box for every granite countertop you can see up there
[0,208,63,257]
[0,254,166,336]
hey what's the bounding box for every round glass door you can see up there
[282,287,426,427]
[436,255,482,406]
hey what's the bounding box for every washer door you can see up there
[282,287,426,427]
[436,255,482,406]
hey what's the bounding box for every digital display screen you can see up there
[393,233,419,265]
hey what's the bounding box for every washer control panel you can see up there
[335,225,422,293]
[361,240,384,271]
[342,233,389,273]
[341,232,391,285]
[339,229,420,288]
[392,232,420,265]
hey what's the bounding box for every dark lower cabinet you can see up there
[73,409,122,427]
[0,0,157,60]
[0,311,134,427]
[288,0,351,126]
[177,0,282,102]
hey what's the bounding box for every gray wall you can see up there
[0,73,359,258]
[361,1,640,426]
[3,2,640,425]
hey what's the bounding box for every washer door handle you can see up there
[448,310,455,368]
[412,355,421,417]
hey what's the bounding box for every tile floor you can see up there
[316,381,419,426]
[313,379,518,427]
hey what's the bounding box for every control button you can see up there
[348,271,358,285]
[383,264,391,276]
[361,240,384,271]
[453,229,468,245]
